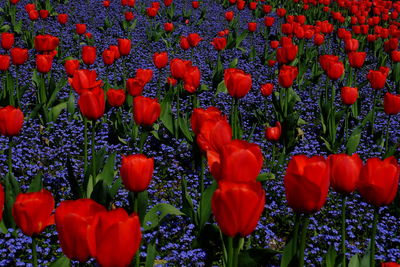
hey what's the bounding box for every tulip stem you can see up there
[344,106,349,143]
[8,137,12,175]
[83,118,88,176]
[231,98,240,139]
[341,195,347,267]
[370,208,379,267]
[139,128,149,153]
[15,66,20,108]
[370,90,378,135]
[32,236,38,267]
[91,121,96,182]
[384,115,391,154]
[299,216,310,267]
[226,236,240,267]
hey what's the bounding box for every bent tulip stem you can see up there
[32,236,38,267]
[299,216,310,267]
[341,195,347,267]
[370,208,379,267]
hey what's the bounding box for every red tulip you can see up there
[57,14,68,24]
[103,0,110,7]
[278,65,298,88]
[170,58,191,79]
[91,208,141,267]
[124,12,134,21]
[212,181,265,237]
[118,39,131,56]
[328,153,362,194]
[153,52,168,69]
[28,10,39,20]
[136,69,153,84]
[187,33,202,47]
[276,8,287,17]
[71,69,102,95]
[284,155,329,214]
[224,68,252,98]
[164,0,173,6]
[191,107,224,135]
[10,0,20,4]
[276,43,298,64]
[107,89,126,107]
[344,38,359,52]
[146,7,158,17]
[102,49,115,65]
[12,189,55,236]
[260,83,273,97]
[10,48,28,65]
[76,24,87,35]
[78,87,105,120]
[225,11,234,21]
[179,36,190,50]
[348,52,366,68]
[25,3,35,12]
[391,51,400,62]
[248,22,257,32]
[319,55,339,72]
[64,59,79,77]
[384,92,400,115]
[314,33,325,46]
[133,96,161,127]
[265,121,281,141]
[36,54,53,73]
[34,34,59,52]
[340,87,358,105]
[82,46,97,65]
[120,154,154,192]
[39,10,49,19]
[183,65,201,93]
[236,0,245,10]
[211,37,227,51]
[192,1,199,8]
[0,106,24,136]
[126,78,145,97]
[109,45,120,60]
[196,118,232,154]
[0,55,10,71]
[264,16,274,27]
[55,199,106,262]
[358,156,399,207]
[326,60,344,80]
[381,263,400,267]
[367,67,390,90]
[1,33,14,50]
[164,22,174,32]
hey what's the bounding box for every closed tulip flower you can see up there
[64,59,80,77]
[211,37,227,51]
[153,52,168,69]
[224,68,252,98]
[164,0,172,6]
[71,69,102,95]
[358,157,399,207]
[191,106,224,135]
[381,263,400,267]
[225,11,234,21]
[260,83,273,97]
[348,52,366,68]
[25,3,36,13]
[284,155,329,214]
[344,38,359,52]
[76,24,86,35]
[82,46,96,65]
[12,189,55,236]
[367,67,390,90]
[164,22,174,32]
[391,51,400,62]
[183,65,201,93]
[265,121,281,141]
[118,38,131,56]
[28,10,39,20]
[384,92,400,115]
[57,13,68,24]
[179,37,190,50]
[326,61,344,80]
[278,65,298,88]
[136,69,153,84]
[36,54,53,73]
[187,33,202,47]
[248,22,257,32]
[34,34,59,52]
[78,87,105,120]
[1,33,14,50]
[109,45,120,60]
[276,43,298,64]
[170,58,192,79]
[107,89,126,107]
[340,87,358,105]
[102,49,115,65]
[0,106,24,136]
[39,9,49,19]
[133,96,161,127]
[196,118,232,154]
[328,153,362,194]
[0,55,10,71]
[212,181,265,237]
[91,208,141,267]
[124,11,134,21]
[146,7,158,17]
[55,199,106,262]
[10,48,28,65]
[120,154,154,192]
[126,78,145,97]
[264,16,275,27]
[192,1,199,8]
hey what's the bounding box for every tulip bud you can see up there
[265,122,281,141]
[78,87,105,120]
[153,52,168,69]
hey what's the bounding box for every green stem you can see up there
[15,66,20,108]
[8,137,12,175]
[91,121,96,182]
[370,208,379,267]
[293,213,300,254]
[344,106,349,143]
[384,115,391,154]
[341,195,347,266]
[32,236,38,267]
[83,118,88,175]
[299,216,310,267]
[232,237,241,267]
[227,237,234,267]
[139,128,148,153]
[370,90,378,135]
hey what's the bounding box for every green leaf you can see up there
[0,24,10,33]
[348,254,360,267]
[143,203,185,231]
[346,126,362,155]
[229,58,238,68]
[257,172,275,182]
[198,180,217,229]
[235,31,248,48]
[49,256,70,267]
[48,102,67,122]
[109,178,121,198]
[239,248,281,267]
[216,80,227,95]
[160,92,175,135]
[325,246,337,267]
[3,172,20,229]
[280,237,298,267]
[95,153,115,186]
[181,179,196,222]
[178,115,193,143]
[144,242,157,267]
[27,174,43,193]
[90,180,112,208]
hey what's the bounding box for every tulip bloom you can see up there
[196,118,232,154]
[136,69,153,84]
[326,61,344,80]
[76,24,87,35]
[39,10,49,19]
[12,189,55,236]
[340,87,358,105]
[82,46,97,65]
[57,14,68,24]
[191,107,224,135]
[183,65,201,93]
[126,78,145,97]
[211,37,227,51]
[187,33,202,47]
[348,52,366,68]
[64,59,80,77]
[91,208,141,267]
[10,48,28,65]
[384,93,400,115]
[34,34,59,52]
[367,67,390,90]
[284,155,329,214]
[248,22,257,32]
[260,83,273,97]
[225,11,234,21]
[328,154,362,194]
[164,22,174,32]
[107,89,126,107]
[71,69,102,95]
[36,54,53,73]
[0,106,24,136]
[212,181,265,237]
[28,10,39,20]
[278,65,298,88]
[120,154,154,192]
[118,39,131,56]
[133,96,161,127]
[153,52,168,69]
[358,157,399,207]
[55,199,106,262]
[102,49,115,65]
[1,33,14,50]
[224,68,252,98]
[0,55,10,71]
[170,58,192,80]
[78,87,105,120]
[265,122,281,141]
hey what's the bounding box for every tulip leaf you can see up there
[3,172,20,229]
[348,254,360,267]
[257,173,275,182]
[216,80,227,95]
[235,31,248,48]
[178,115,193,143]
[280,237,298,267]
[91,180,112,208]
[109,177,121,198]
[160,91,175,135]
[67,92,75,118]
[143,203,185,231]
[360,244,371,267]
[239,248,280,267]
[198,180,217,229]
[229,58,238,69]
[27,173,43,193]
[95,153,115,186]
[325,246,337,267]
[0,24,10,33]
[346,126,362,155]
[49,255,70,267]
[144,242,157,267]
[181,178,196,223]
[48,102,67,123]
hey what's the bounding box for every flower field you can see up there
[0,0,399,266]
